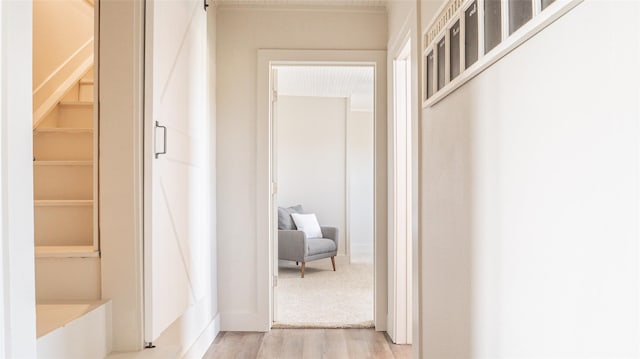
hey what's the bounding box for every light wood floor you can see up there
[203,329,411,359]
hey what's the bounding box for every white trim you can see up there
[258,49,387,331]
[182,313,221,359]
[414,1,423,356]
[435,34,446,91]
[99,0,145,350]
[220,311,268,332]
[142,0,155,342]
[344,96,351,261]
[0,0,37,356]
[216,3,385,13]
[423,0,583,107]
[391,53,410,344]
[0,1,5,352]
[501,0,509,42]
[533,0,542,16]
[449,18,462,81]
[478,0,486,62]
[637,16,640,356]
[93,0,100,254]
[270,66,279,323]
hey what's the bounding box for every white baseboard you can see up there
[220,311,269,332]
[350,243,373,263]
[182,313,220,359]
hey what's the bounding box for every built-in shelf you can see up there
[34,200,93,207]
[34,128,93,134]
[33,161,92,167]
[35,245,99,258]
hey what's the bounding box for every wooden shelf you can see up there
[35,245,98,258]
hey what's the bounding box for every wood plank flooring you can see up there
[203,329,411,359]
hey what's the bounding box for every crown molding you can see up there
[215,1,387,13]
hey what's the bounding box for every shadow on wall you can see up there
[421,84,473,359]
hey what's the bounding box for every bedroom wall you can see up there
[276,96,374,260]
[277,96,348,255]
[216,6,386,331]
[420,1,640,357]
[347,110,375,262]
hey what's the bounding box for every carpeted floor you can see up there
[275,259,373,328]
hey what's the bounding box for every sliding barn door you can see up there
[143,0,209,343]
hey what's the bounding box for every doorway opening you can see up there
[271,64,375,328]
[32,0,103,353]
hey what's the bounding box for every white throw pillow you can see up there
[291,213,323,239]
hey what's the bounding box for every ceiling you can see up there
[276,66,374,111]
[215,0,386,8]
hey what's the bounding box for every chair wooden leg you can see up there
[301,262,305,278]
[331,256,336,271]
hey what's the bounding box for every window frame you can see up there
[422,0,583,108]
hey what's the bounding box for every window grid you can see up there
[422,0,579,106]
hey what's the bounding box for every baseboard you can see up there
[220,311,269,332]
[350,244,374,263]
[272,321,374,329]
[182,313,220,359]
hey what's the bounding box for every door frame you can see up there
[387,6,421,352]
[388,35,413,344]
[257,49,387,331]
[0,1,38,356]
[99,0,145,351]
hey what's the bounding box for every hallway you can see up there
[203,329,411,359]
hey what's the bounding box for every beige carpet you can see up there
[275,259,373,328]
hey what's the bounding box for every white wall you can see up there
[277,96,347,255]
[216,6,386,331]
[420,1,640,358]
[0,0,37,357]
[347,110,374,262]
[277,96,374,260]
[207,2,219,346]
[99,0,145,351]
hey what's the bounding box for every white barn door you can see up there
[143,0,209,343]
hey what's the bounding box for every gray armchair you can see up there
[278,205,339,278]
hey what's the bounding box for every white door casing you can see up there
[143,0,209,343]
[257,50,387,330]
[0,0,37,356]
[271,67,279,323]
[389,37,412,344]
